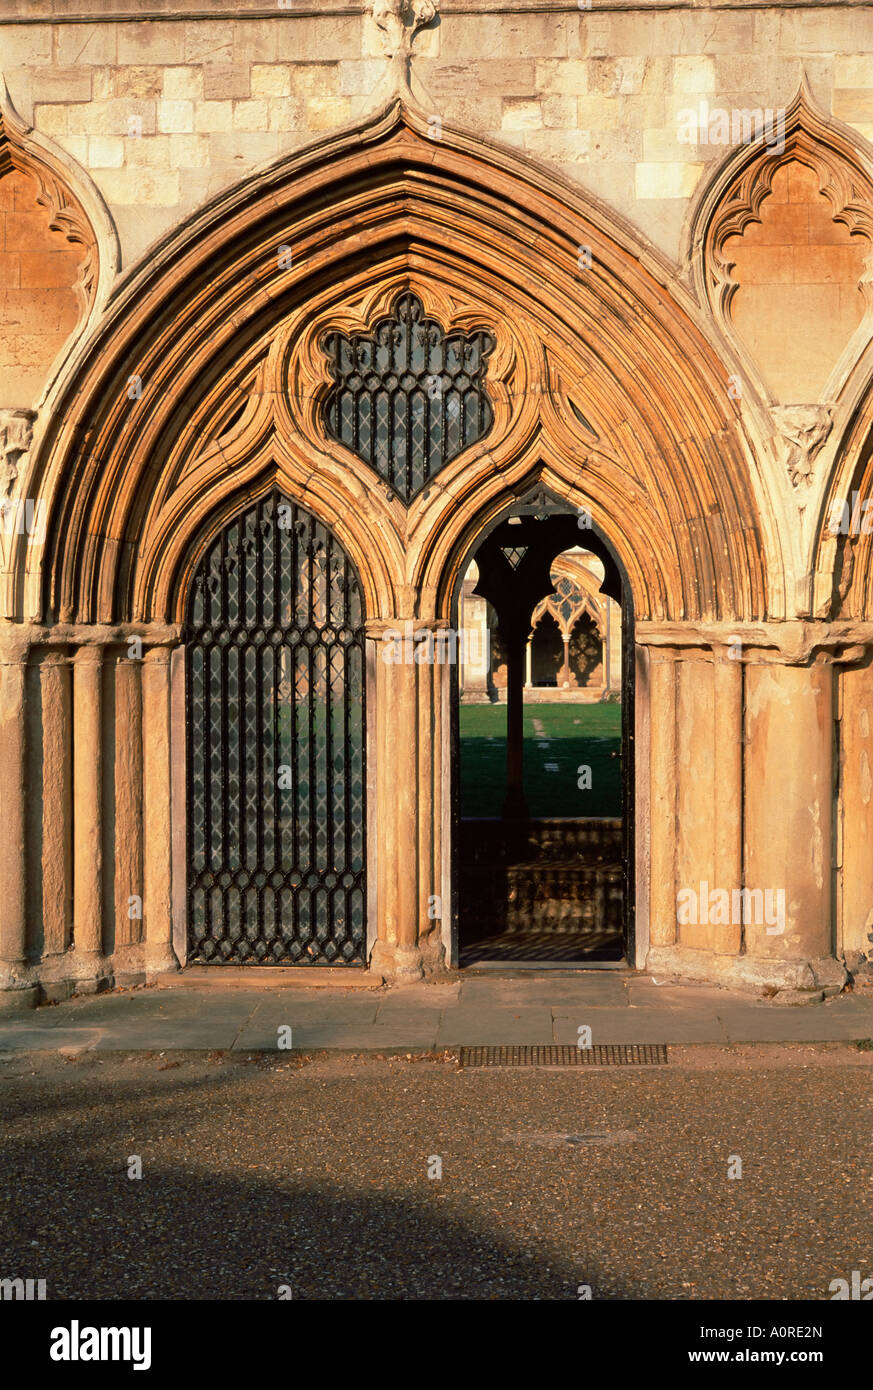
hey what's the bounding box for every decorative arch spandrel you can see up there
[0,80,118,410]
[692,81,873,408]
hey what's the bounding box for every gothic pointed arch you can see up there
[0,78,119,410]
[8,100,776,627]
[689,80,873,407]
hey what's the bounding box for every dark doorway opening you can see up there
[453,496,634,967]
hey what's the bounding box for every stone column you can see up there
[524,637,532,688]
[561,632,571,689]
[369,622,421,979]
[39,653,73,958]
[0,656,27,992]
[839,655,873,961]
[503,632,528,819]
[113,653,144,965]
[744,657,833,968]
[675,653,742,954]
[417,625,448,973]
[142,647,178,976]
[73,647,104,967]
[647,648,678,948]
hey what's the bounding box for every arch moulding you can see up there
[5,99,778,634]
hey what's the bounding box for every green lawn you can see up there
[459,701,622,818]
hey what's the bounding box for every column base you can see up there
[145,942,182,978]
[646,945,848,996]
[369,940,425,982]
[0,981,38,1012]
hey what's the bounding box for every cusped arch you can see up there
[13,101,777,628]
[688,79,873,406]
[813,371,873,619]
[0,78,119,401]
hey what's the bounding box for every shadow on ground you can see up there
[0,1052,620,1301]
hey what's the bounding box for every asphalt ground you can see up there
[2,1043,871,1303]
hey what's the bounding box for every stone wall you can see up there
[0,1,871,268]
[1,0,873,999]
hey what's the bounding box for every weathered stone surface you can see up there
[2,5,873,993]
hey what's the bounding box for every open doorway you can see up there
[453,495,634,967]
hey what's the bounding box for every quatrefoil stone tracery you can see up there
[320,292,495,502]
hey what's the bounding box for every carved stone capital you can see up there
[771,404,833,488]
[371,0,438,59]
[0,408,37,497]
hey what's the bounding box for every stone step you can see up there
[460,817,622,866]
[460,860,624,934]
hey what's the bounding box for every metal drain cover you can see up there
[459,1044,667,1068]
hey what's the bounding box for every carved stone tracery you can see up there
[703,88,873,327]
[0,107,99,321]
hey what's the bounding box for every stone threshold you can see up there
[157,965,384,990]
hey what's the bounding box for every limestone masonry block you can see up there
[169,134,210,169]
[251,64,293,99]
[183,21,235,66]
[291,65,341,98]
[635,161,703,199]
[524,128,591,163]
[203,64,251,102]
[306,97,352,132]
[88,136,125,170]
[232,20,279,65]
[268,98,305,133]
[536,59,589,96]
[115,67,164,100]
[835,56,873,88]
[163,68,204,101]
[55,135,88,165]
[339,60,390,98]
[30,68,93,104]
[194,101,234,134]
[502,98,543,132]
[67,99,157,138]
[34,105,69,138]
[158,100,195,135]
[125,137,172,170]
[588,56,649,96]
[117,22,181,67]
[673,56,717,94]
[56,22,118,68]
[0,24,52,67]
[833,90,873,124]
[542,94,577,129]
[93,168,181,207]
[232,100,269,133]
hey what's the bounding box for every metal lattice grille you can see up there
[321,291,495,503]
[185,489,366,965]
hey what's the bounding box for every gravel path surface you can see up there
[2,1044,871,1301]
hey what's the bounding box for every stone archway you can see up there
[2,100,806,1000]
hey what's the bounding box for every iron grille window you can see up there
[185,489,366,965]
[321,291,495,502]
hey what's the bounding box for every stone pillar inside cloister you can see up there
[640,625,851,995]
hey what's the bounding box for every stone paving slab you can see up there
[716,1008,873,1043]
[0,975,872,1051]
[552,1010,730,1045]
[435,1007,565,1047]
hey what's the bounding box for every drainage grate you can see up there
[459,1044,667,1068]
